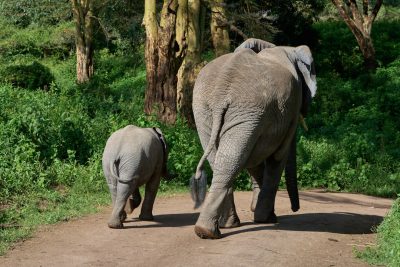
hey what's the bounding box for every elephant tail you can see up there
[194,107,225,179]
[109,160,120,182]
[190,107,226,209]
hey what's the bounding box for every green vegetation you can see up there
[0,3,399,263]
[358,197,400,266]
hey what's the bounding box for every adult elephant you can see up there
[234,39,309,216]
[191,39,317,239]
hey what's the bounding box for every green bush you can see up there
[1,61,54,90]
[0,0,71,27]
[0,19,74,59]
[298,59,400,197]
[313,20,400,77]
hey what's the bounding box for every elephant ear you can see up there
[154,127,167,152]
[295,45,317,98]
[153,127,169,178]
[234,38,276,53]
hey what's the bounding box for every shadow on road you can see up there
[297,191,393,209]
[223,212,384,238]
[123,212,199,229]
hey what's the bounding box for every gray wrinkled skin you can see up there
[102,125,168,229]
[192,39,317,239]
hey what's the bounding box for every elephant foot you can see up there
[254,210,278,224]
[108,218,124,229]
[139,213,154,221]
[219,213,241,228]
[194,224,221,239]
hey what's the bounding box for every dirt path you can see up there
[0,190,393,267]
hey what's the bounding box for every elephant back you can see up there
[194,49,298,113]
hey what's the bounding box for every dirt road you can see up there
[0,190,393,267]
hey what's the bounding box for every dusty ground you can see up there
[0,190,393,267]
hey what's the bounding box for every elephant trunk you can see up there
[285,137,300,212]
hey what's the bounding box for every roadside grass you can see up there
[0,183,188,255]
[357,197,400,266]
[0,190,109,255]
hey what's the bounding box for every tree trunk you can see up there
[143,0,188,124]
[155,0,184,124]
[76,44,93,83]
[210,0,230,57]
[71,0,94,84]
[177,0,204,125]
[354,32,377,70]
[143,0,158,114]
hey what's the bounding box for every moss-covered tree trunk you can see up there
[210,0,230,57]
[71,0,94,84]
[143,0,158,114]
[143,0,186,124]
[177,0,205,125]
[156,0,185,124]
[331,0,383,70]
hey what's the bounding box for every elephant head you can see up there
[236,39,316,115]
[283,45,316,212]
[234,38,276,53]
[293,45,316,117]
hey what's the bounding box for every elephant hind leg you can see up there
[108,181,134,229]
[139,173,161,221]
[254,156,286,223]
[195,122,262,239]
[247,163,265,212]
[125,188,141,214]
[219,187,240,228]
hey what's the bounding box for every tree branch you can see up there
[369,0,383,24]
[348,0,363,25]
[331,0,359,32]
[229,24,248,40]
[362,0,368,17]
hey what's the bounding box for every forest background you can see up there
[0,0,399,265]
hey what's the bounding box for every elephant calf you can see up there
[102,125,168,229]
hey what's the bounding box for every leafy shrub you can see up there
[313,21,364,77]
[298,58,400,197]
[0,0,71,27]
[313,20,400,78]
[1,61,54,90]
[0,20,75,59]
